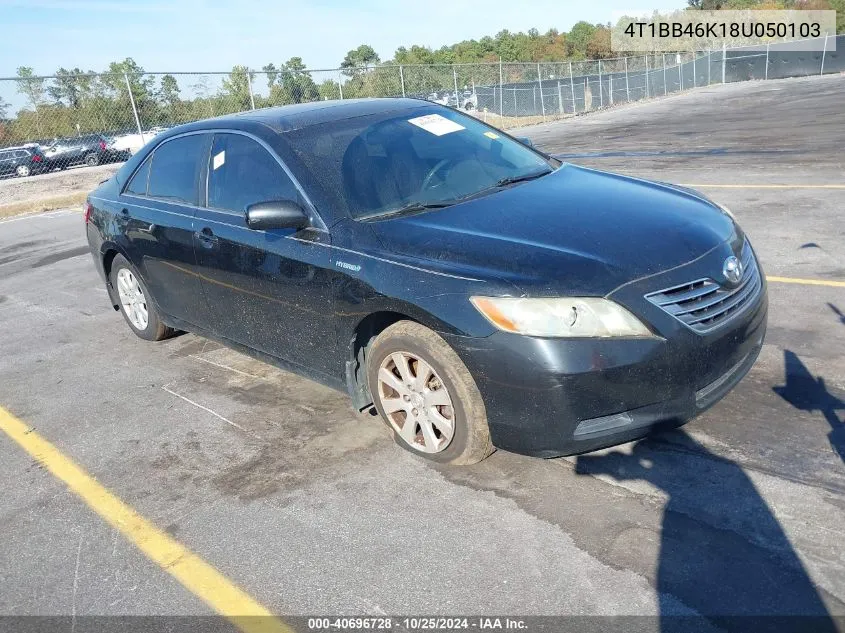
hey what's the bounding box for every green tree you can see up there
[221,65,254,112]
[341,44,380,77]
[47,68,91,107]
[279,57,319,103]
[158,74,181,107]
[0,96,9,120]
[261,63,279,89]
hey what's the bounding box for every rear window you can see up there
[147,134,206,204]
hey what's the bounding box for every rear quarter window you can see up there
[146,134,207,204]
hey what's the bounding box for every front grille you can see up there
[645,241,761,334]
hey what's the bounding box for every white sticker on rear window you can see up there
[407,114,465,136]
[212,150,225,170]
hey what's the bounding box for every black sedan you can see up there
[85,99,767,465]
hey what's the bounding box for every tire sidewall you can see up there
[109,255,160,341]
[367,328,481,464]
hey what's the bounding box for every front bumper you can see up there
[443,243,768,457]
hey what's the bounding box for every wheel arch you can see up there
[101,243,132,310]
[345,310,423,413]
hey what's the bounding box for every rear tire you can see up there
[367,321,493,465]
[84,153,99,167]
[15,165,30,177]
[109,254,174,341]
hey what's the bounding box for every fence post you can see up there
[609,69,613,105]
[678,54,683,91]
[537,63,546,122]
[453,67,459,102]
[557,80,563,114]
[499,58,504,119]
[598,60,604,108]
[124,72,144,144]
[247,68,256,110]
[662,54,667,95]
[764,43,769,81]
[820,33,828,76]
[645,55,650,98]
[569,61,576,113]
[399,65,406,98]
[624,57,630,102]
[708,49,711,85]
[693,52,696,87]
[722,42,726,84]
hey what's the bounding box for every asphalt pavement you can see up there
[0,74,843,632]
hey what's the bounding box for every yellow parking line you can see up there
[0,405,292,633]
[678,184,845,189]
[767,276,845,288]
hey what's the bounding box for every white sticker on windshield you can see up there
[408,114,465,136]
[212,150,225,170]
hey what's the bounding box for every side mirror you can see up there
[515,136,535,148]
[245,200,309,231]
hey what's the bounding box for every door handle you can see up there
[196,227,219,248]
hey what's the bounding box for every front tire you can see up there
[367,321,493,465]
[109,254,173,341]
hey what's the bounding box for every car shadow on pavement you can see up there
[575,430,837,633]
[773,349,845,466]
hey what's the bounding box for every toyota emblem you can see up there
[723,256,743,285]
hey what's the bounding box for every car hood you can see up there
[370,164,741,296]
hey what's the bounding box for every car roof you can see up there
[162,98,432,137]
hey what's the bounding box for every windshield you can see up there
[283,106,554,220]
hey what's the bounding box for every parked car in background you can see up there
[0,145,50,178]
[110,127,169,157]
[85,99,767,465]
[43,134,130,170]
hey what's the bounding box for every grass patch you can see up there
[0,192,87,220]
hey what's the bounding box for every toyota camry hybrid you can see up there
[85,98,767,465]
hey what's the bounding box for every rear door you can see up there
[119,132,211,328]
[192,131,339,375]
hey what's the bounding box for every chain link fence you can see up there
[0,34,841,172]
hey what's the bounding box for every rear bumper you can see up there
[443,244,768,457]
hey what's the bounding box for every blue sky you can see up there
[0,0,685,77]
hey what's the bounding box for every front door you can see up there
[192,132,339,376]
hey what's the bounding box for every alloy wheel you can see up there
[376,351,456,453]
[116,268,148,330]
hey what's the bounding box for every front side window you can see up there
[147,134,206,204]
[206,133,300,213]
[283,106,554,220]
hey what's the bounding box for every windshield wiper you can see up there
[494,168,553,188]
[357,200,455,222]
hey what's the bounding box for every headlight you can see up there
[470,296,653,338]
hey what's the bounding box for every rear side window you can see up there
[125,156,152,196]
[207,133,300,213]
[147,134,206,204]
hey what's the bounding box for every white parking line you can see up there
[160,384,257,437]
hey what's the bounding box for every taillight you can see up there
[99,141,106,150]
[83,202,92,224]
[32,154,42,162]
